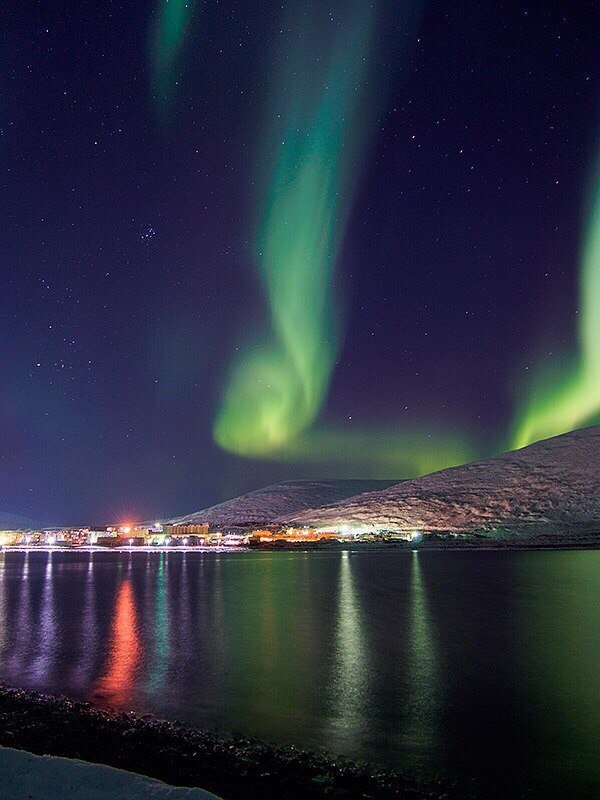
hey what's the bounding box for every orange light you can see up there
[93,579,140,709]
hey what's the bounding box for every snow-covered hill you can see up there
[169,479,398,529]
[0,512,45,531]
[281,427,600,535]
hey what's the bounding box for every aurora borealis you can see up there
[214,3,377,457]
[512,158,600,449]
[2,0,598,520]
[213,1,474,476]
[149,0,195,115]
[212,0,599,474]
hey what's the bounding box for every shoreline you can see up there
[0,685,510,800]
[0,537,598,555]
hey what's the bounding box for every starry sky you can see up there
[2,1,598,524]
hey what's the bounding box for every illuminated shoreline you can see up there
[0,545,249,554]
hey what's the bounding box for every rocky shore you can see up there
[0,685,515,800]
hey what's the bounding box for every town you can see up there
[0,522,411,550]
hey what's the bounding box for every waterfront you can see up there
[0,549,598,798]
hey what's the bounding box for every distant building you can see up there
[0,532,20,546]
[165,523,209,537]
[251,529,273,542]
[131,527,150,538]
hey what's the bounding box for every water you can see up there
[0,548,598,798]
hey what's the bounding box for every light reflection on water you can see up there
[405,550,440,755]
[93,575,141,708]
[30,552,56,683]
[72,553,97,691]
[329,551,369,752]
[0,548,597,799]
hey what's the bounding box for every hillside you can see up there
[281,427,600,535]
[169,479,398,529]
[0,512,46,531]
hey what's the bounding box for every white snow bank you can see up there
[0,746,223,800]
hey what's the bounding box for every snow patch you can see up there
[0,746,222,800]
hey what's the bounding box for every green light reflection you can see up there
[404,551,439,752]
[148,552,170,693]
[515,551,600,795]
[328,551,369,749]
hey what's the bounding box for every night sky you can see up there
[2,1,598,523]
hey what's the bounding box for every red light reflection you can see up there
[92,578,140,709]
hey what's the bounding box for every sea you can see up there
[0,547,598,798]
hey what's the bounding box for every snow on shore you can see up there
[0,746,222,800]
